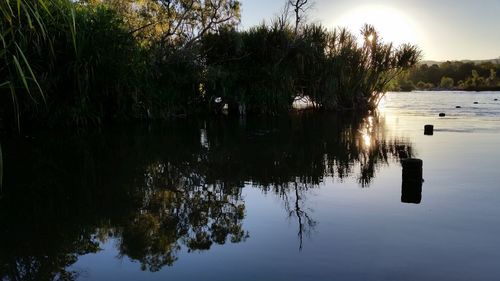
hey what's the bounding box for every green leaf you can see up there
[15,42,45,102]
[12,54,36,103]
[9,84,21,132]
[0,28,12,48]
[21,4,33,29]
[70,7,77,52]
[16,0,21,19]
[38,0,50,14]
[25,2,46,36]
[0,3,13,23]
[3,0,15,17]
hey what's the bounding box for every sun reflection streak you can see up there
[359,116,376,151]
[362,133,372,149]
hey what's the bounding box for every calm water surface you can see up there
[1,91,500,281]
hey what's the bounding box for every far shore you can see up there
[395,87,500,92]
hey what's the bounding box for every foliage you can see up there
[0,0,150,128]
[79,0,241,47]
[48,4,150,126]
[392,60,500,91]
[0,0,75,130]
[440,76,454,89]
[1,0,420,131]
[202,23,420,113]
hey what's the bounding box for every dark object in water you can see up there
[424,125,434,135]
[402,158,423,180]
[439,113,446,117]
[398,149,409,159]
[401,158,423,204]
[402,180,422,204]
[455,106,461,108]
[495,99,498,101]
[474,102,479,104]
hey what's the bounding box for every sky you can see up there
[238,0,500,61]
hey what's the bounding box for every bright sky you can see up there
[239,0,500,61]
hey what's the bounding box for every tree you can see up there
[399,80,416,92]
[80,0,167,44]
[466,69,483,88]
[81,0,241,47]
[158,0,241,47]
[288,0,313,35]
[487,68,497,86]
[427,64,441,85]
[440,76,454,89]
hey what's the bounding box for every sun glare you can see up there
[334,5,420,46]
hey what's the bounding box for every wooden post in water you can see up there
[424,125,434,135]
[401,158,423,204]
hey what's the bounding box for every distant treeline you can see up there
[391,61,500,91]
[0,0,420,131]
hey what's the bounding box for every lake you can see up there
[1,91,500,281]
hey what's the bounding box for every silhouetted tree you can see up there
[288,0,313,35]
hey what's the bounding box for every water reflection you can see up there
[401,159,424,204]
[0,112,413,279]
[281,182,317,250]
[401,181,422,204]
[120,164,247,271]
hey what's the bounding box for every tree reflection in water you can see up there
[0,112,413,279]
[119,163,248,271]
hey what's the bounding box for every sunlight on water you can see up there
[359,116,375,150]
[362,132,371,149]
